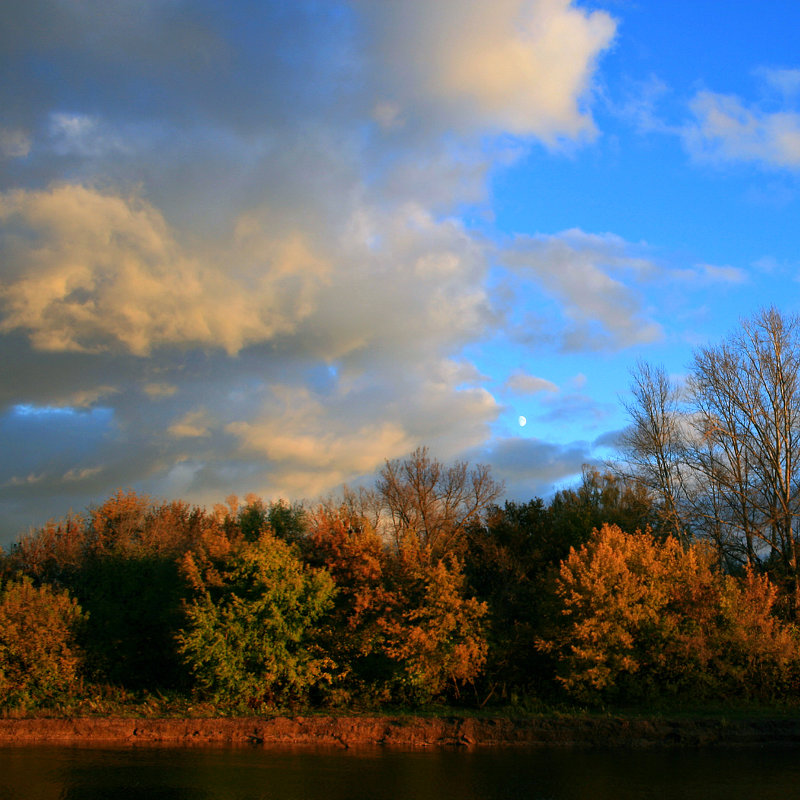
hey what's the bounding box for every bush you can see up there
[0,577,86,707]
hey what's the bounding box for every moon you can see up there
[518,415,527,427]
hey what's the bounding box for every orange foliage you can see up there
[306,507,489,703]
[381,547,488,699]
[541,524,800,702]
[0,577,86,706]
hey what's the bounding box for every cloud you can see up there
[503,229,662,351]
[0,127,31,158]
[169,409,214,439]
[0,184,330,355]
[48,113,130,158]
[366,0,616,142]
[684,90,800,169]
[468,435,592,501]
[505,370,559,395]
[756,67,800,99]
[0,0,621,545]
[670,263,748,285]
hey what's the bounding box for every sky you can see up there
[2,0,800,546]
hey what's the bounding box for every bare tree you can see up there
[619,308,800,611]
[689,309,800,580]
[375,446,504,557]
[617,361,687,539]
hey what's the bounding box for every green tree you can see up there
[463,499,560,703]
[177,532,336,707]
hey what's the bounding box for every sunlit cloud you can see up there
[168,409,214,439]
[0,185,331,355]
[366,0,616,142]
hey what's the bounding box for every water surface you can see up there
[1,744,798,800]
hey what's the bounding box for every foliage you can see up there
[303,507,396,703]
[541,524,799,703]
[306,507,489,706]
[463,499,558,701]
[6,490,238,690]
[549,467,657,549]
[0,577,86,707]
[381,545,488,703]
[177,532,336,707]
[224,494,308,544]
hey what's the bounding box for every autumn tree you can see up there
[303,506,396,703]
[376,447,503,558]
[6,490,237,690]
[305,505,489,705]
[0,577,86,707]
[540,524,799,703]
[380,546,488,703]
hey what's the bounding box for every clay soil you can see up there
[2,715,800,749]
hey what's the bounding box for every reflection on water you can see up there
[1,744,799,800]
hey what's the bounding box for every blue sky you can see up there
[2,0,800,546]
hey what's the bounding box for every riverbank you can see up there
[2,714,800,748]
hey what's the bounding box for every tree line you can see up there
[3,308,800,713]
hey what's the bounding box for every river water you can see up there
[1,744,799,799]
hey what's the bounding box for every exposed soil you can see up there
[2,715,800,749]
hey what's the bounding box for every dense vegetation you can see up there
[4,308,800,716]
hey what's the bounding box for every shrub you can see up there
[0,577,86,707]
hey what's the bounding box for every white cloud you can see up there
[504,229,662,351]
[684,90,800,169]
[670,263,748,285]
[757,67,800,99]
[48,113,129,157]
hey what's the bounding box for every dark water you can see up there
[1,744,799,800]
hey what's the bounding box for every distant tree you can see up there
[549,466,657,549]
[376,446,503,558]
